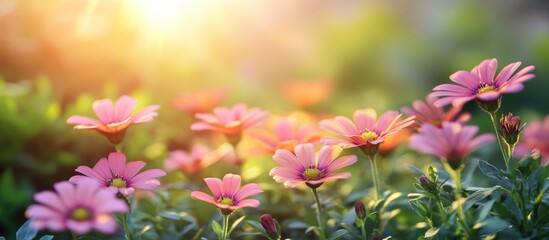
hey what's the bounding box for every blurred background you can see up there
[1,0,549,237]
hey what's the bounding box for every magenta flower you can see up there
[250,117,322,154]
[25,180,128,235]
[409,123,495,169]
[270,143,357,188]
[164,144,224,175]
[191,173,263,215]
[319,108,415,156]
[515,116,549,165]
[430,58,535,109]
[67,95,159,145]
[191,104,269,145]
[401,95,470,128]
[69,152,166,196]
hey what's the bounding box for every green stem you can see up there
[72,233,79,240]
[488,112,510,171]
[221,214,230,240]
[448,167,471,238]
[311,188,326,240]
[368,154,380,201]
[435,193,447,221]
[115,144,122,153]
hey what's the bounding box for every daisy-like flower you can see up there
[514,116,549,165]
[319,108,415,156]
[250,117,322,154]
[401,95,471,128]
[430,58,535,112]
[270,143,357,189]
[25,180,128,235]
[409,123,495,169]
[69,152,166,196]
[67,95,159,145]
[172,88,226,115]
[191,104,269,146]
[164,144,225,175]
[190,173,263,215]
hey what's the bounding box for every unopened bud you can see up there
[354,201,366,219]
[419,175,435,191]
[260,214,280,240]
[500,113,521,145]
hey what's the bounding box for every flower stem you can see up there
[221,214,230,240]
[488,112,510,171]
[115,144,122,153]
[368,154,380,201]
[118,212,134,240]
[311,188,326,240]
[446,165,471,238]
[72,233,79,240]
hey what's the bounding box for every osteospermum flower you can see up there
[250,117,322,154]
[69,152,166,196]
[67,95,159,145]
[25,180,128,235]
[430,58,535,112]
[319,108,415,156]
[191,173,263,215]
[409,123,495,169]
[191,104,269,145]
[515,116,549,165]
[164,144,225,175]
[401,95,470,128]
[270,143,357,188]
[172,88,226,115]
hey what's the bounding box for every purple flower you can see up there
[515,116,549,165]
[401,95,470,128]
[25,181,128,235]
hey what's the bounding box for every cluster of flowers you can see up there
[24,58,548,239]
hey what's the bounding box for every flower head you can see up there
[250,116,322,154]
[67,95,159,145]
[270,143,357,189]
[320,108,415,156]
[191,104,269,145]
[515,116,549,165]
[409,123,495,169]
[164,144,225,175]
[260,214,281,239]
[430,58,535,112]
[401,95,471,128]
[25,181,128,235]
[69,152,166,196]
[191,173,263,215]
[172,88,226,115]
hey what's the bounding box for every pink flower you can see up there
[401,95,471,128]
[191,104,269,145]
[409,123,495,169]
[164,144,225,175]
[172,88,226,115]
[319,108,415,156]
[430,58,535,108]
[191,173,263,215]
[69,152,166,196]
[515,116,549,165]
[25,180,128,235]
[250,117,322,154]
[67,95,159,145]
[270,143,357,188]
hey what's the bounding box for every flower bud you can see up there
[260,214,280,240]
[354,201,366,219]
[500,113,521,145]
[419,175,433,190]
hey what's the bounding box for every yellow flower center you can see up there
[110,178,127,188]
[71,207,92,221]
[217,197,234,206]
[361,130,379,142]
[477,84,496,94]
[303,168,325,181]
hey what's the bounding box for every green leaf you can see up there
[424,227,439,238]
[16,220,37,240]
[340,222,361,237]
[364,212,377,239]
[228,216,245,236]
[479,218,509,236]
[159,211,180,220]
[382,192,402,210]
[464,186,501,210]
[476,199,495,222]
[327,229,348,240]
[285,220,309,229]
[212,220,222,238]
[39,236,54,240]
[478,160,503,180]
